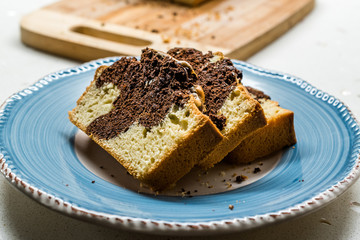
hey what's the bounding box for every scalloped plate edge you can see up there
[0,57,359,235]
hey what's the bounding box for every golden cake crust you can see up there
[225,96,297,164]
[197,85,267,168]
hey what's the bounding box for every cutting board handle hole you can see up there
[71,26,152,47]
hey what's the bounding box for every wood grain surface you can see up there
[20,0,315,61]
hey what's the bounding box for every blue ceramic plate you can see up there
[1,58,359,235]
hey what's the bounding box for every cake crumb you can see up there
[229,204,234,210]
[235,175,247,183]
[253,167,261,174]
[226,5,234,12]
[214,11,221,20]
[320,218,332,225]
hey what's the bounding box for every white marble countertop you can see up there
[1,0,360,239]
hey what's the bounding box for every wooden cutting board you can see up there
[20,0,315,61]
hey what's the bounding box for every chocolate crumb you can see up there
[100,166,104,169]
[235,175,247,183]
[151,29,159,33]
[173,11,178,16]
[111,174,115,178]
[211,35,216,39]
[91,180,95,184]
[253,167,261,174]
[229,204,234,210]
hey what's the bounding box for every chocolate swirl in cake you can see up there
[245,86,271,102]
[167,48,242,130]
[87,48,198,140]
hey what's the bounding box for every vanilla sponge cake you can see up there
[226,87,297,163]
[167,48,267,169]
[69,48,223,190]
